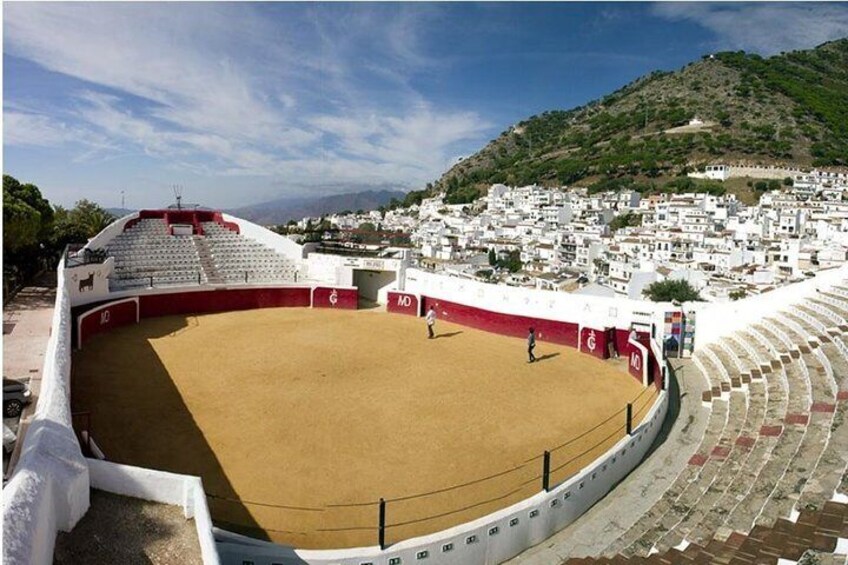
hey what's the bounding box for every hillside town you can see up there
[292,167,848,302]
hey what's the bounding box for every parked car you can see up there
[3,379,32,418]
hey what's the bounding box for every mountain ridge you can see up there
[228,189,407,225]
[429,38,848,203]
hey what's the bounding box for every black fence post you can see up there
[197,272,201,285]
[149,276,154,288]
[378,497,386,550]
[626,403,633,436]
[542,450,551,492]
[244,271,248,283]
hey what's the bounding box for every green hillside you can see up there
[430,38,848,204]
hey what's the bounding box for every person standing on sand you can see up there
[527,327,536,363]
[426,306,437,339]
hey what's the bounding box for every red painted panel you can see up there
[139,287,311,318]
[387,292,420,316]
[628,347,645,381]
[580,327,609,359]
[616,329,650,356]
[312,287,358,310]
[79,300,137,348]
[127,210,241,235]
[614,328,631,356]
[421,296,578,347]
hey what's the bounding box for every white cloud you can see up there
[4,110,116,160]
[4,3,488,198]
[653,3,848,55]
[4,112,74,146]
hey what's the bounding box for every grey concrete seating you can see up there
[101,219,204,290]
[754,323,834,527]
[602,358,730,556]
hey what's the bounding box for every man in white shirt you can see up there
[426,306,436,339]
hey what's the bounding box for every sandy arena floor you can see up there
[71,307,657,549]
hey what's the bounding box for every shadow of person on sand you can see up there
[533,353,561,363]
[433,331,463,339]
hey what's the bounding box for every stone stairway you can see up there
[192,236,223,285]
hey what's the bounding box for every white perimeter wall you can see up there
[690,265,848,349]
[88,459,219,565]
[2,259,90,565]
[217,392,669,565]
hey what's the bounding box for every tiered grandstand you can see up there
[100,212,298,290]
[557,286,848,564]
[199,221,298,284]
[105,218,204,289]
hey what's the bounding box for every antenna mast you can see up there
[172,184,183,210]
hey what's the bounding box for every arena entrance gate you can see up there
[348,258,400,305]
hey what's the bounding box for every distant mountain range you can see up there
[104,190,408,226]
[431,38,848,203]
[228,189,407,225]
[105,208,136,218]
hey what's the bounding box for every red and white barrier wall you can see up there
[77,297,139,349]
[74,285,359,349]
[387,291,421,316]
[392,271,668,388]
[312,286,358,309]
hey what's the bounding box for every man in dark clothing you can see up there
[527,327,536,363]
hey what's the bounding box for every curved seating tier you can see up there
[549,283,848,564]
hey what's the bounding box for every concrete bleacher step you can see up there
[192,237,221,285]
[668,360,768,551]
[755,322,838,526]
[781,312,848,516]
[567,298,848,565]
[652,390,755,554]
[714,334,796,537]
[602,390,730,557]
[563,500,848,564]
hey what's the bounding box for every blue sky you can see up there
[4,2,848,210]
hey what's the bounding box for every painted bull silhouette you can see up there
[79,273,94,292]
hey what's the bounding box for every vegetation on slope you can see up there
[430,38,848,204]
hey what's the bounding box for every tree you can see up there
[65,199,115,238]
[358,222,376,232]
[783,177,794,187]
[767,179,781,191]
[609,211,643,232]
[3,175,54,252]
[644,279,701,302]
[488,248,497,266]
[729,289,747,301]
[3,188,42,252]
[493,249,522,273]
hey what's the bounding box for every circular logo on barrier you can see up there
[587,330,597,352]
[329,289,338,306]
